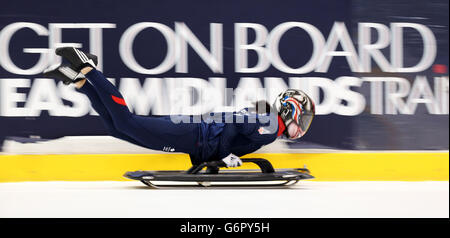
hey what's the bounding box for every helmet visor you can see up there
[287,112,314,139]
[287,121,304,139]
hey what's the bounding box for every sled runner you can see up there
[124,158,314,188]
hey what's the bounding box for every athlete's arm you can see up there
[216,116,258,160]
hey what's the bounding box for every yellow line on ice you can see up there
[0,152,448,182]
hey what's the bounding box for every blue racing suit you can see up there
[78,69,279,165]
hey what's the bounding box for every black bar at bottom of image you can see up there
[0,218,448,236]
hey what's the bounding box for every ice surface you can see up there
[0,181,448,218]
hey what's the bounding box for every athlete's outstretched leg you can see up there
[80,67,199,154]
[55,47,133,127]
[76,80,147,147]
[77,79,114,123]
[81,67,134,130]
[55,47,200,156]
[43,61,147,147]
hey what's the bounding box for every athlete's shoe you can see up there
[44,49,98,85]
[43,64,85,85]
[55,47,97,71]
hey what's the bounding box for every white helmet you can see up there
[273,89,315,139]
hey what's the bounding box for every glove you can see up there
[221,153,243,168]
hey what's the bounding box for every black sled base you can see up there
[124,158,314,188]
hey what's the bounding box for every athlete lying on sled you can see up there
[43,47,315,168]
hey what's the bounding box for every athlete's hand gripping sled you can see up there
[124,158,314,188]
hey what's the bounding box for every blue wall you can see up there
[0,0,448,150]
